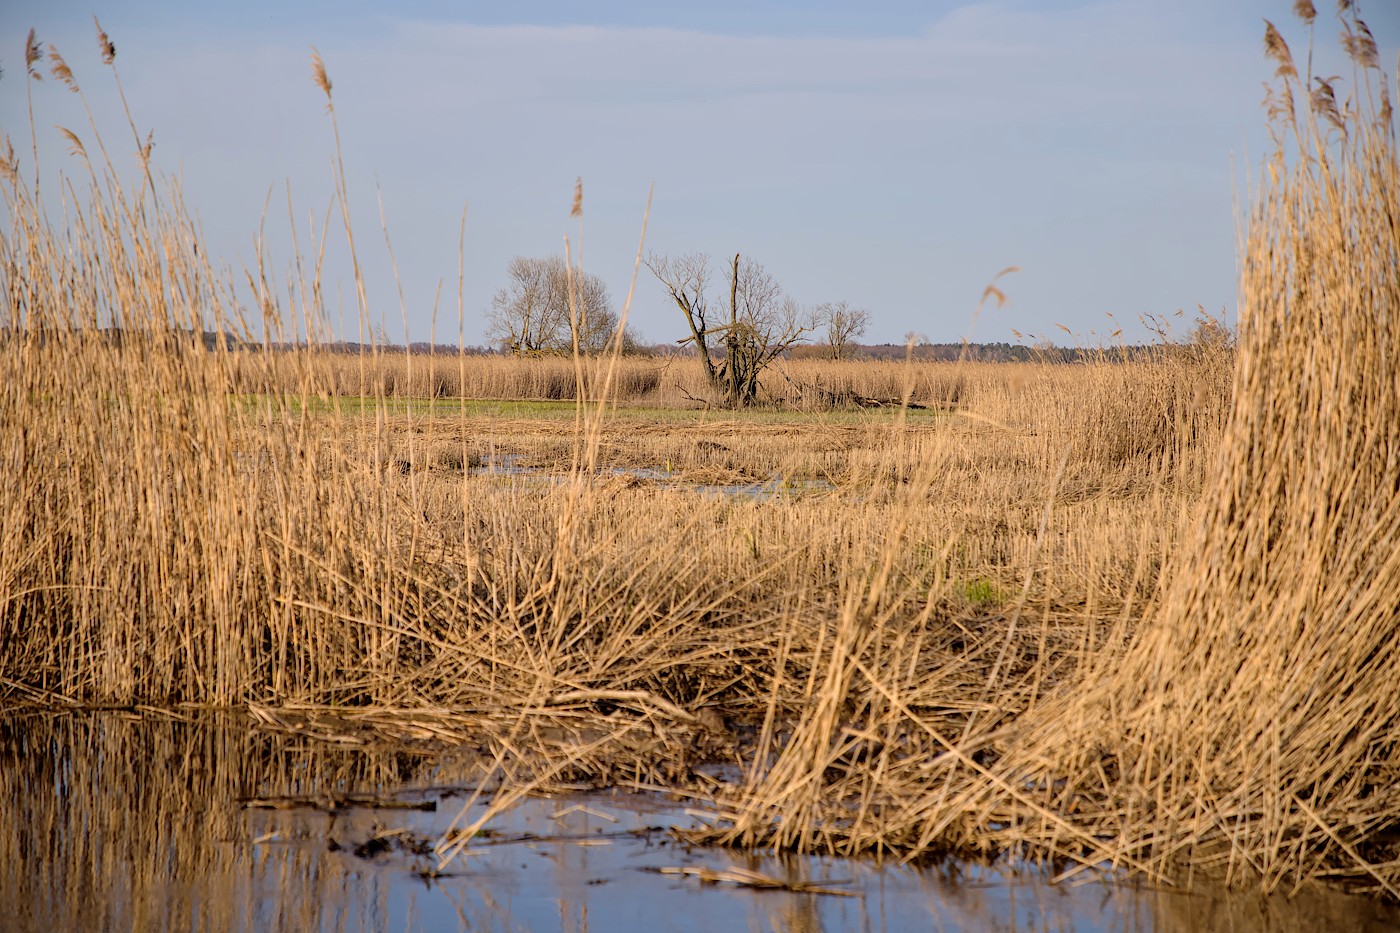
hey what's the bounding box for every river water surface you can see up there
[2,712,1398,932]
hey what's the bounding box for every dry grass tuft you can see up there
[681,6,1400,897]
[950,5,1400,897]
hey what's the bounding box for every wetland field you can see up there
[3,7,1400,930]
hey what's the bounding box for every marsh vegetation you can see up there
[2,4,1399,920]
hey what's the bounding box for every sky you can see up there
[2,1,1397,348]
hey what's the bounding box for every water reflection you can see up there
[473,454,835,500]
[2,712,1397,932]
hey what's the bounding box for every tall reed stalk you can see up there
[989,4,1400,896]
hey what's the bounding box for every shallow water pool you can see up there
[2,712,1396,932]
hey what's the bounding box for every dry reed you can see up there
[675,5,1400,898]
[998,6,1400,894]
[2,6,1393,903]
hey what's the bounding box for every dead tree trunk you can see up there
[647,251,811,408]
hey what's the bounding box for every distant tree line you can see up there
[0,326,255,352]
[4,328,1227,366]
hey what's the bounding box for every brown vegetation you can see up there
[1,5,1397,902]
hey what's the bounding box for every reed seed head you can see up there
[310,48,332,102]
[1263,21,1297,79]
[1310,76,1346,133]
[57,127,85,160]
[570,177,583,219]
[0,138,16,182]
[1342,21,1378,71]
[25,29,41,78]
[48,46,78,92]
[94,17,115,65]
[1263,81,1297,128]
[1292,0,1316,25]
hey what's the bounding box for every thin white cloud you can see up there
[5,1,1390,344]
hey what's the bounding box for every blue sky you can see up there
[3,1,1396,347]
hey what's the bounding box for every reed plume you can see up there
[310,48,332,103]
[1263,21,1297,78]
[46,46,77,92]
[94,17,115,66]
[24,29,41,77]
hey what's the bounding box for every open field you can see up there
[4,345,1226,709]
[3,6,1399,905]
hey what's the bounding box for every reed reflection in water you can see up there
[3,712,1398,933]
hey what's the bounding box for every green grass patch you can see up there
[961,578,1011,609]
[228,393,947,424]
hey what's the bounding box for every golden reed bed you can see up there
[3,6,1398,897]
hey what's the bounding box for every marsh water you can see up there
[471,454,836,500]
[3,713,1398,933]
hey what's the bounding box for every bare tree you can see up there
[814,301,871,360]
[487,256,617,355]
[646,252,811,407]
[644,253,717,384]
